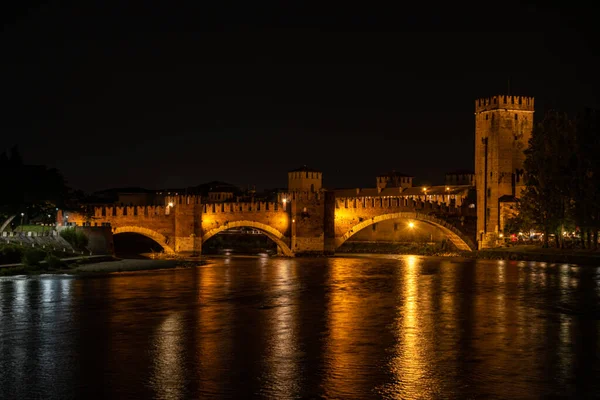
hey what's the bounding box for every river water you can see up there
[1,255,599,399]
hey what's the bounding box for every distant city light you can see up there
[408,222,415,228]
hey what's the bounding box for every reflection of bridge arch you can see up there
[113,226,175,254]
[202,220,294,257]
[336,212,476,251]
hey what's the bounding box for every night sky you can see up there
[2,2,598,193]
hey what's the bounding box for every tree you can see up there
[520,111,575,248]
[572,108,600,248]
[0,146,69,224]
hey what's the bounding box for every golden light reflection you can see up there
[322,258,370,398]
[196,264,232,397]
[391,255,431,397]
[151,312,184,400]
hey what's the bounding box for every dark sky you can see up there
[2,2,598,193]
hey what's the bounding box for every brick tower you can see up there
[288,165,322,192]
[474,95,534,248]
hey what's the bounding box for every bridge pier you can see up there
[174,196,203,255]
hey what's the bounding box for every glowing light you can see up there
[292,219,295,223]
[408,222,415,228]
[168,202,174,207]
[282,198,287,204]
[499,233,503,238]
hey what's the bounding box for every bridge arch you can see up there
[336,212,476,251]
[113,226,175,254]
[202,220,294,257]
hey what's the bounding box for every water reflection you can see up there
[0,256,599,399]
[384,255,440,398]
[261,260,300,398]
[195,262,233,397]
[151,312,184,400]
[0,277,75,399]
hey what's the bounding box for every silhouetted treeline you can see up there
[514,108,600,248]
[0,146,69,221]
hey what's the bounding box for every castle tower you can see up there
[475,95,534,248]
[288,165,322,192]
[376,171,413,189]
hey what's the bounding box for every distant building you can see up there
[376,171,413,189]
[288,165,322,192]
[445,170,475,186]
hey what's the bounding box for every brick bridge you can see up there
[61,192,476,256]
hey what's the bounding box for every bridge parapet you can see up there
[203,201,281,213]
[94,205,169,218]
[334,196,459,214]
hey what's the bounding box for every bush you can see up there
[22,248,47,267]
[44,254,65,270]
[60,228,89,249]
[0,244,25,264]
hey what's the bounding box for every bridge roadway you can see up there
[60,192,476,256]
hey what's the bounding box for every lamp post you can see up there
[20,212,24,233]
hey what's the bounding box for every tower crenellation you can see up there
[475,95,534,113]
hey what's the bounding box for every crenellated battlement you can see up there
[93,205,169,218]
[336,196,421,210]
[202,202,282,214]
[475,95,534,113]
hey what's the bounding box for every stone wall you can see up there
[475,95,534,248]
[1,231,77,254]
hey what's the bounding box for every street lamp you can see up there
[20,213,24,232]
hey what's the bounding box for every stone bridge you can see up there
[60,192,476,256]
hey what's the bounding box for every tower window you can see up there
[515,114,518,120]
[486,114,488,120]
[372,223,377,232]
[487,188,491,198]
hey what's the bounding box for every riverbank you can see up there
[337,241,457,257]
[74,258,189,274]
[469,245,600,266]
[0,255,205,276]
[336,241,600,266]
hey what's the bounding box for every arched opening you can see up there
[202,227,278,256]
[202,220,293,257]
[114,232,165,258]
[112,226,175,256]
[336,212,475,252]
